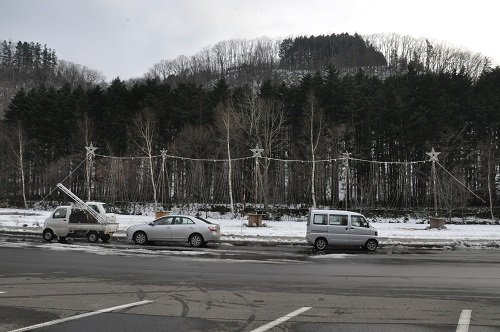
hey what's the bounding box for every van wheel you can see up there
[314,238,327,250]
[43,229,54,242]
[365,239,378,251]
[87,231,99,243]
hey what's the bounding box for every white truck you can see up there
[42,184,119,243]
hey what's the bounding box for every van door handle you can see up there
[345,228,349,232]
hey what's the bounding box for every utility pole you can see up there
[250,145,264,212]
[426,147,440,217]
[85,143,98,202]
[342,151,352,210]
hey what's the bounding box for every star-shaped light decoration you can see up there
[426,147,440,162]
[160,149,168,159]
[342,151,352,160]
[250,145,264,158]
[85,143,98,157]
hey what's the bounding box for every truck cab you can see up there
[306,209,378,251]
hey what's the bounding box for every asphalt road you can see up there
[0,239,499,331]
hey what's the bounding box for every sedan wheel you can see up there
[189,233,204,247]
[314,238,327,250]
[133,231,148,245]
[365,239,378,251]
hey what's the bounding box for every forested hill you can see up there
[0,40,105,118]
[146,33,491,87]
[278,33,387,70]
[145,33,388,86]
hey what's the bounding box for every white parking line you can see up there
[8,300,154,332]
[456,309,472,332]
[250,306,312,332]
[0,291,5,294]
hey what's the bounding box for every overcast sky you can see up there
[1,0,499,81]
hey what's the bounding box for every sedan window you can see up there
[154,217,173,226]
[179,217,194,224]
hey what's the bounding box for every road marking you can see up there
[8,300,154,332]
[456,309,472,332]
[250,306,312,332]
[0,291,6,294]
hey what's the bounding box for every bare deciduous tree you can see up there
[5,122,27,208]
[304,94,323,207]
[132,110,158,210]
[366,33,491,79]
[237,90,286,207]
[214,100,237,214]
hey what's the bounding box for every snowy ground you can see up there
[1,208,499,247]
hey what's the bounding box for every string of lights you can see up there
[93,151,431,164]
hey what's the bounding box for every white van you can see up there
[306,209,378,251]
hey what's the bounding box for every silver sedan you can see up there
[126,215,220,247]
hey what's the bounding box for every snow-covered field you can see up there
[1,208,499,245]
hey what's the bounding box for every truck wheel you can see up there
[87,231,99,243]
[100,234,111,243]
[43,229,54,242]
[314,238,328,250]
[133,231,148,245]
[365,239,378,251]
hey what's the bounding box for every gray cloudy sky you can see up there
[1,0,499,81]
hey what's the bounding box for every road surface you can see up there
[0,239,499,331]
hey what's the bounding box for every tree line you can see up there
[0,39,106,119]
[1,65,499,214]
[0,33,498,215]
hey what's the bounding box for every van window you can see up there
[313,214,328,225]
[351,215,369,228]
[329,215,348,226]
